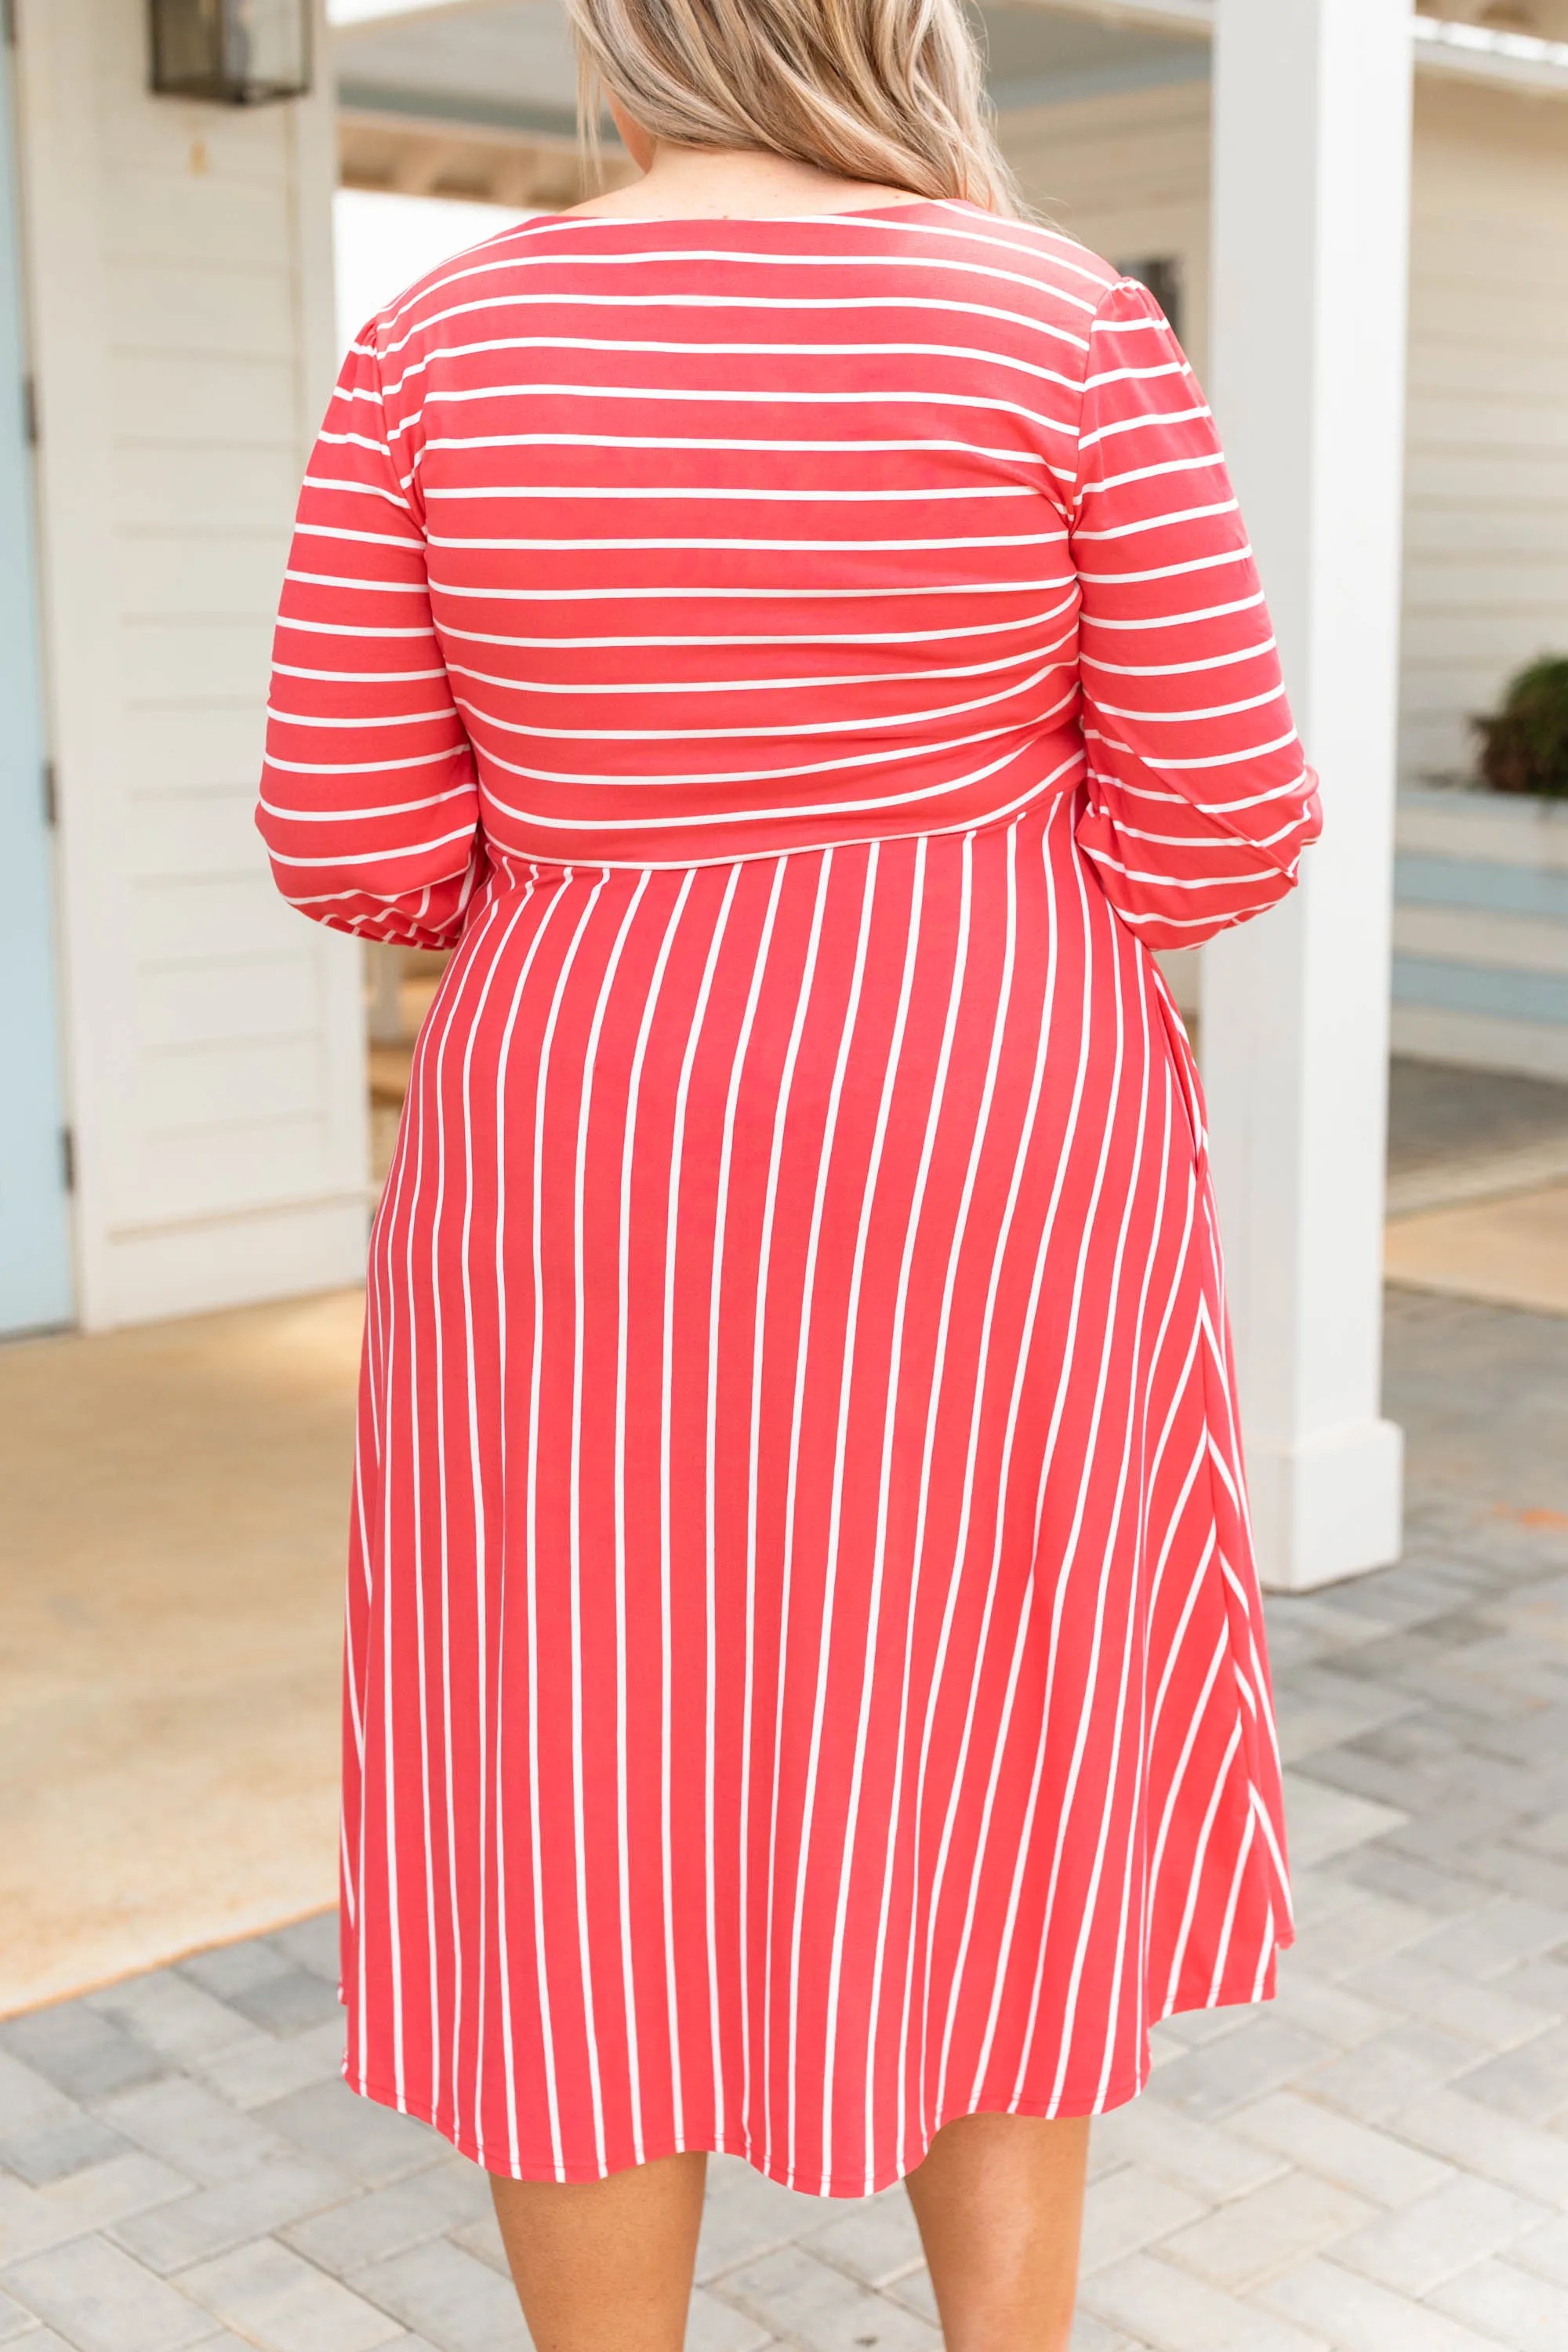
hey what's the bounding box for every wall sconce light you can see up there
[149,0,313,106]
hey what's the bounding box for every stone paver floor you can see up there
[5,1286,1568,2351]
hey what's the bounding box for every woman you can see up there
[258,2,1319,2342]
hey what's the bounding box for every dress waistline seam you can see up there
[478,766,1083,887]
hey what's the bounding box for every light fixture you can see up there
[149,0,313,106]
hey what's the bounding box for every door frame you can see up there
[0,16,73,1335]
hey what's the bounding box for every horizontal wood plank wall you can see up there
[1396,82,1568,1080]
[1392,789,1568,1081]
[1402,78,1568,790]
[16,0,368,1328]
[1001,82,1214,380]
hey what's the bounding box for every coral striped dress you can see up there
[258,198,1319,2194]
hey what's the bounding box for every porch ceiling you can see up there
[331,1,1210,149]
[330,0,1568,143]
[1044,0,1568,95]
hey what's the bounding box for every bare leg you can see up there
[903,2111,1091,2352]
[490,2151,707,2352]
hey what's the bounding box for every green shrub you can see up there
[1472,655,1568,799]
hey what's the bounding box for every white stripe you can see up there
[1078,593,1266,635]
[887,802,1070,2165]
[371,209,1107,339]
[659,867,742,2143]
[829,827,985,2188]
[723,857,793,2141]
[515,873,612,2174]
[442,633,1067,699]
[570,873,654,2176]
[788,836,927,2193]
[388,380,1082,441]
[423,572,1074,604]
[430,604,1077,656]
[454,663,1069,744]
[927,846,1137,2122]
[477,728,1046,801]
[613,873,699,2166]
[1091,686,1286,724]
[424,480,1040,506]
[379,334,1087,408]
[1077,404,1211,453]
[771,843,882,2187]
[420,430,1056,459]
[478,744,1073,837]
[266,709,462,737]
[1077,452,1225,502]
[749,852,837,2177]
[1075,549,1252,589]
[432,891,531,2152]
[376,284,1094,365]
[426,530,1065,554]
[1073,499,1240,546]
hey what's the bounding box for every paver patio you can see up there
[4,1285,1568,2350]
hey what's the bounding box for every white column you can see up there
[1201,0,1412,1590]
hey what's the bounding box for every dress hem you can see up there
[343,1954,1289,2195]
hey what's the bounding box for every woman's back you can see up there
[263,201,1310,923]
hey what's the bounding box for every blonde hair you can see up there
[564,0,1022,217]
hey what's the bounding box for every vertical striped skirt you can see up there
[343,792,1293,2194]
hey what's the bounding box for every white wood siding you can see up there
[15,0,368,1327]
[1402,78,1568,787]
[1003,82,1214,378]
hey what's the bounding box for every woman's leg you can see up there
[903,2112,1092,2352]
[490,2151,707,2352]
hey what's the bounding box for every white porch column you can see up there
[1200,0,1412,1590]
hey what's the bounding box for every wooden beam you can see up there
[1033,0,1568,96]
[1414,10,1568,93]
[337,112,633,207]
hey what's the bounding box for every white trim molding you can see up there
[1029,0,1212,31]
[1039,0,1568,99]
[1414,12,1568,93]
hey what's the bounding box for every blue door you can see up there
[0,31,72,1334]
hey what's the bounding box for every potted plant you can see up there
[1472,657,1568,800]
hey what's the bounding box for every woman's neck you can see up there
[565,141,929,222]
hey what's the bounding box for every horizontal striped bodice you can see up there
[262,200,1317,920]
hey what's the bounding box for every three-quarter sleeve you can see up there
[256,327,484,947]
[1068,279,1322,951]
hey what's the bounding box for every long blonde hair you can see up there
[564,0,1021,217]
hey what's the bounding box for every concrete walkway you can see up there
[4,1287,1568,2350]
[0,1293,360,2013]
